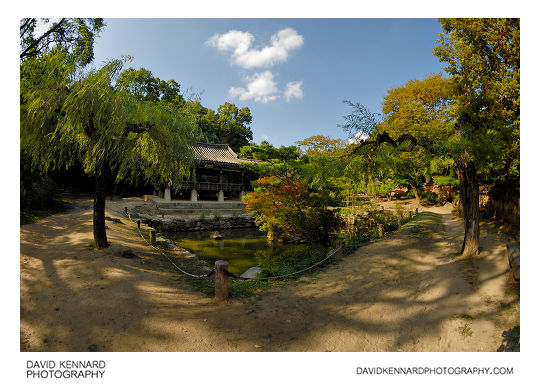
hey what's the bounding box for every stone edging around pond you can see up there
[133,213,256,232]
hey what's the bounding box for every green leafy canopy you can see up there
[20,51,198,189]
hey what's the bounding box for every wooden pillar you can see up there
[336,240,343,258]
[149,229,156,246]
[378,223,383,238]
[240,171,246,201]
[214,260,229,301]
[191,167,198,202]
[218,170,224,202]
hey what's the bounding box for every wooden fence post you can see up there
[149,229,156,246]
[378,223,383,238]
[398,216,402,227]
[336,240,343,258]
[214,260,229,300]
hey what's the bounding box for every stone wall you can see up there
[479,185,519,227]
[139,214,256,232]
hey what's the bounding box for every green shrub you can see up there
[421,191,438,206]
[406,189,416,198]
[20,175,56,209]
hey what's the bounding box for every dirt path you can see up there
[20,199,519,351]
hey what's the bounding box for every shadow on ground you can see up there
[20,203,519,352]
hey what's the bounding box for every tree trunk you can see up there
[456,160,480,256]
[93,172,108,249]
[411,185,421,202]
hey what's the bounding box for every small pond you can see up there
[167,228,332,275]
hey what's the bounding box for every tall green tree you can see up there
[378,73,455,200]
[21,52,198,248]
[184,101,253,152]
[116,67,186,105]
[433,18,520,256]
[20,18,105,65]
[240,141,339,243]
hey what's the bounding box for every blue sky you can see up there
[91,19,445,147]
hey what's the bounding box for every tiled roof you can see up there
[193,143,259,167]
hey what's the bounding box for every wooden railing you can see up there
[181,181,249,192]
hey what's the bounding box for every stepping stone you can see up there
[240,266,261,279]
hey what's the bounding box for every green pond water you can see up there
[167,228,331,275]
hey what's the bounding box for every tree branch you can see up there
[20,18,33,38]
[20,18,67,59]
[348,131,433,157]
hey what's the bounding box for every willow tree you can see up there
[21,51,198,248]
[20,18,105,65]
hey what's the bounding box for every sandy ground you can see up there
[20,198,519,352]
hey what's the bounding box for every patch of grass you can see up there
[449,314,474,321]
[230,279,274,298]
[457,323,473,337]
[401,212,444,239]
[180,275,215,297]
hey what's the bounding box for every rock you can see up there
[506,242,520,280]
[110,244,138,259]
[240,266,261,279]
[210,231,223,240]
[88,344,98,352]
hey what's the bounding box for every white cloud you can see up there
[348,132,369,144]
[229,71,279,103]
[284,81,303,102]
[207,28,303,69]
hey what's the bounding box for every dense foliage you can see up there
[20,18,105,65]
[343,18,519,256]
[20,51,198,247]
[433,18,520,185]
[240,142,340,243]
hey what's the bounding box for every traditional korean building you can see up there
[154,143,259,202]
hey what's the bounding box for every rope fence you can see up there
[123,207,209,278]
[121,205,419,300]
[124,207,343,288]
